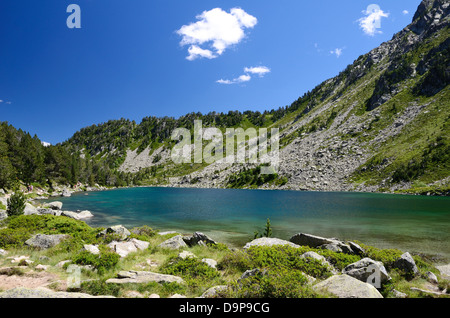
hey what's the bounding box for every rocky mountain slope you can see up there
[61,0,449,195]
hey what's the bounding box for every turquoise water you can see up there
[47,187,450,260]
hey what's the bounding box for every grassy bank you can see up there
[0,214,449,298]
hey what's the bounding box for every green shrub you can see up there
[318,249,361,271]
[7,214,97,243]
[228,268,320,298]
[0,228,31,249]
[130,225,157,241]
[6,192,26,217]
[7,214,50,231]
[218,250,253,274]
[72,248,120,274]
[161,257,220,281]
[245,246,332,279]
[356,242,403,269]
[76,279,121,297]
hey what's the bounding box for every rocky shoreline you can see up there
[0,199,449,298]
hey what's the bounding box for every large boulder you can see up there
[0,210,7,221]
[108,238,149,257]
[183,232,216,247]
[158,235,188,250]
[82,244,100,255]
[98,225,131,240]
[290,233,337,248]
[348,241,365,256]
[313,274,383,298]
[342,258,391,286]
[77,210,94,219]
[23,203,39,215]
[44,201,63,210]
[393,252,419,275]
[243,237,300,249]
[106,271,184,284]
[25,234,70,249]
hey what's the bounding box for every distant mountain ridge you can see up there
[1,0,449,195]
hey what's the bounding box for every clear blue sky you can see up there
[0,0,422,144]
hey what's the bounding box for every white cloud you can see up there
[177,7,257,60]
[0,100,3,103]
[402,10,409,15]
[217,74,251,85]
[186,45,217,61]
[330,48,343,58]
[217,65,270,85]
[6,101,11,104]
[244,66,271,76]
[358,5,389,36]
[41,141,51,147]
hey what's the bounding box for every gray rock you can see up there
[393,252,419,275]
[200,285,228,298]
[108,239,149,258]
[243,237,300,249]
[320,243,343,253]
[0,248,7,256]
[158,235,188,250]
[201,258,217,269]
[129,238,150,251]
[313,274,383,298]
[82,244,100,255]
[0,210,7,220]
[99,225,131,240]
[436,264,450,280]
[25,234,70,250]
[348,241,365,256]
[425,271,438,284]
[0,287,114,298]
[77,210,93,219]
[44,201,63,210]
[106,271,184,284]
[183,232,216,247]
[240,268,266,280]
[178,251,196,259]
[24,203,39,215]
[392,289,408,298]
[342,258,391,286]
[300,251,327,262]
[61,211,81,220]
[289,233,337,248]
